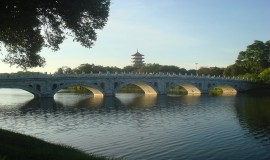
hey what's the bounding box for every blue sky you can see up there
[1,0,270,73]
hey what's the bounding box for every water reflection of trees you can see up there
[234,95,270,145]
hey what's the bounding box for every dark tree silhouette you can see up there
[0,0,110,69]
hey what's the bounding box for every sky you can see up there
[1,0,270,73]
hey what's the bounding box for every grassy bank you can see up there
[0,128,107,160]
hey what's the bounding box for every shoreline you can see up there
[0,128,109,160]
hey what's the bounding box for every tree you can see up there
[235,40,270,74]
[187,69,196,75]
[139,63,162,73]
[55,66,73,74]
[0,0,110,69]
[160,65,182,74]
[122,65,139,73]
[122,63,187,74]
[259,67,270,83]
[209,67,224,76]
[73,63,95,73]
[197,67,211,75]
[240,73,259,81]
[223,64,246,77]
[69,63,121,74]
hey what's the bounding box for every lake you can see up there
[0,89,270,160]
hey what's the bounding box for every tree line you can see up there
[55,63,227,77]
[55,63,196,75]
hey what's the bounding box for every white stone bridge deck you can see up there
[0,73,263,98]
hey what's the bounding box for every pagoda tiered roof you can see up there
[131,51,144,57]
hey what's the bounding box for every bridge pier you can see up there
[35,93,54,98]
[201,90,209,94]
[103,93,115,97]
[156,90,167,95]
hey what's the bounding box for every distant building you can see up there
[131,50,144,66]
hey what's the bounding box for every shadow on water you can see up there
[234,94,270,146]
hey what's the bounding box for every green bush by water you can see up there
[168,86,188,95]
[66,86,92,94]
[117,84,144,93]
[209,88,223,96]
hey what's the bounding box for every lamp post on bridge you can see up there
[195,63,198,75]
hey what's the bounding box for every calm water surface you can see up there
[1,89,270,160]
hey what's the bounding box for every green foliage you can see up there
[259,67,270,83]
[16,71,43,75]
[239,73,259,81]
[168,86,188,95]
[186,69,196,75]
[223,40,270,84]
[209,67,224,76]
[73,64,121,74]
[198,67,224,76]
[197,67,210,75]
[0,0,110,69]
[55,66,74,74]
[122,65,140,73]
[209,88,223,96]
[223,64,246,77]
[0,128,107,160]
[54,63,231,79]
[138,63,162,73]
[55,63,188,75]
[122,63,187,74]
[235,40,270,74]
[117,84,144,93]
[65,86,92,94]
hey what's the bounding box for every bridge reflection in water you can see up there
[0,88,203,111]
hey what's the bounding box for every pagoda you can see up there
[131,50,144,66]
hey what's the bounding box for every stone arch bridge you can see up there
[0,73,264,98]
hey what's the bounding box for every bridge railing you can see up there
[0,72,250,82]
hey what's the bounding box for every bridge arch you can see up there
[114,81,157,95]
[209,85,237,95]
[167,83,201,95]
[0,86,39,98]
[52,82,104,97]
